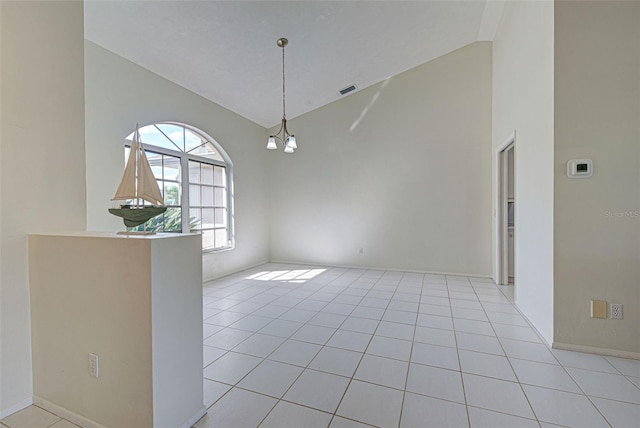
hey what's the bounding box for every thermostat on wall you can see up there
[567,159,593,178]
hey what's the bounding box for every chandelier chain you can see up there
[282,42,286,120]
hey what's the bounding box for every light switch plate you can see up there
[591,300,607,319]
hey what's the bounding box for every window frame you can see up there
[125,122,234,253]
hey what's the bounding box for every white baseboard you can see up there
[552,342,640,360]
[267,259,493,279]
[0,397,33,419]
[179,406,207,428]
[32,397,106,428]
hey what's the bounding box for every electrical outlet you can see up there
[610,304,623,319]
[89,353,99,378]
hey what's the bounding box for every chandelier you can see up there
[267,38,297,153]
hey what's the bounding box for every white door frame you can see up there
[494,132,515,286]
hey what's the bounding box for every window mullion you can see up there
[180,156,190,234]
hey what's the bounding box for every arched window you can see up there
[125,122,234,251]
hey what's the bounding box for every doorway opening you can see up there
[496,135,515,286]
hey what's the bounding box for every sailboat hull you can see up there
[108,206,167,228]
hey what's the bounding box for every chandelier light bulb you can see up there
[267,136,277,150]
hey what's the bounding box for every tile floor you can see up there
[3,263,639,428]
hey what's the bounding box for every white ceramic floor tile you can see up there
[232,333,286,358]
[284,369,350,413]
[604,356,640,377]
[417,313,454,330]
[258,319,303,338]
[419,303,453,317]
[295,299,329,312]
[292,324,337,345]
[203,323,224,340]
[359,297,389,309]
[333,294,364,305]
[551,349,619,373]
[400,392,468,428]
[203,379,232,408]
[510,358,580,393]
[375,321,415,340]
[48,420,79,428]
[279,308,317,323]
[1,406,61,428]
[206,298,242,311]
[522,384,609,427]
[500,338,558,364]
[421,288,449,299]
[591,396,640,428]
[628,376,640,388]
[388,300,419,312]
[367,335,413,361]
[322,302,356,316]
[339,316,379,334]
[420,296,451,307]
[203,327,253,350]
[459,349,516,381]
[309,347,363,377]
[237,359,304,398]
[329,416,373,428]
[195,387,277,428]
[203,351,262,385]
[467,406,539,428]
[326,330,372,352]
[259,401,332,428]
[382,309,417,325]
[567,367,640,404]
[268,339,322,367]
[411,342,460,370]
[205,311,247,327]
[485,311,530,327]
[492,323,541,343]
[414,325,457,348]
[406,363,465,403]
[452,307,488,322]
[481,302,520,314]
[354,354,409,390]
[230,315,280,333]
[455,332,504,355]
[227,301,265,314]
[337,380,404,428]
[203,345,227,368]
[309,312,348,328]
[450,298,484,310]
[350,306,386,320]
[452,318,495,336]
[463,373,535,419]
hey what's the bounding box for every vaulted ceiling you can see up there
[85,1,505,128]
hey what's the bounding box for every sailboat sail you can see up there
[111,126,164,206]
[109,124,167,229]
[136,141,164,205]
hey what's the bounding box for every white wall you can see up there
[84,42,270,282]
[554,1,639,354]
[492,1,555,343]
[0,0,86,414]
[269,42,493,276]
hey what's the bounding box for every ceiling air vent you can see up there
[339,84,357,96]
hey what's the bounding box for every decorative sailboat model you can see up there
[109,124,167,233]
